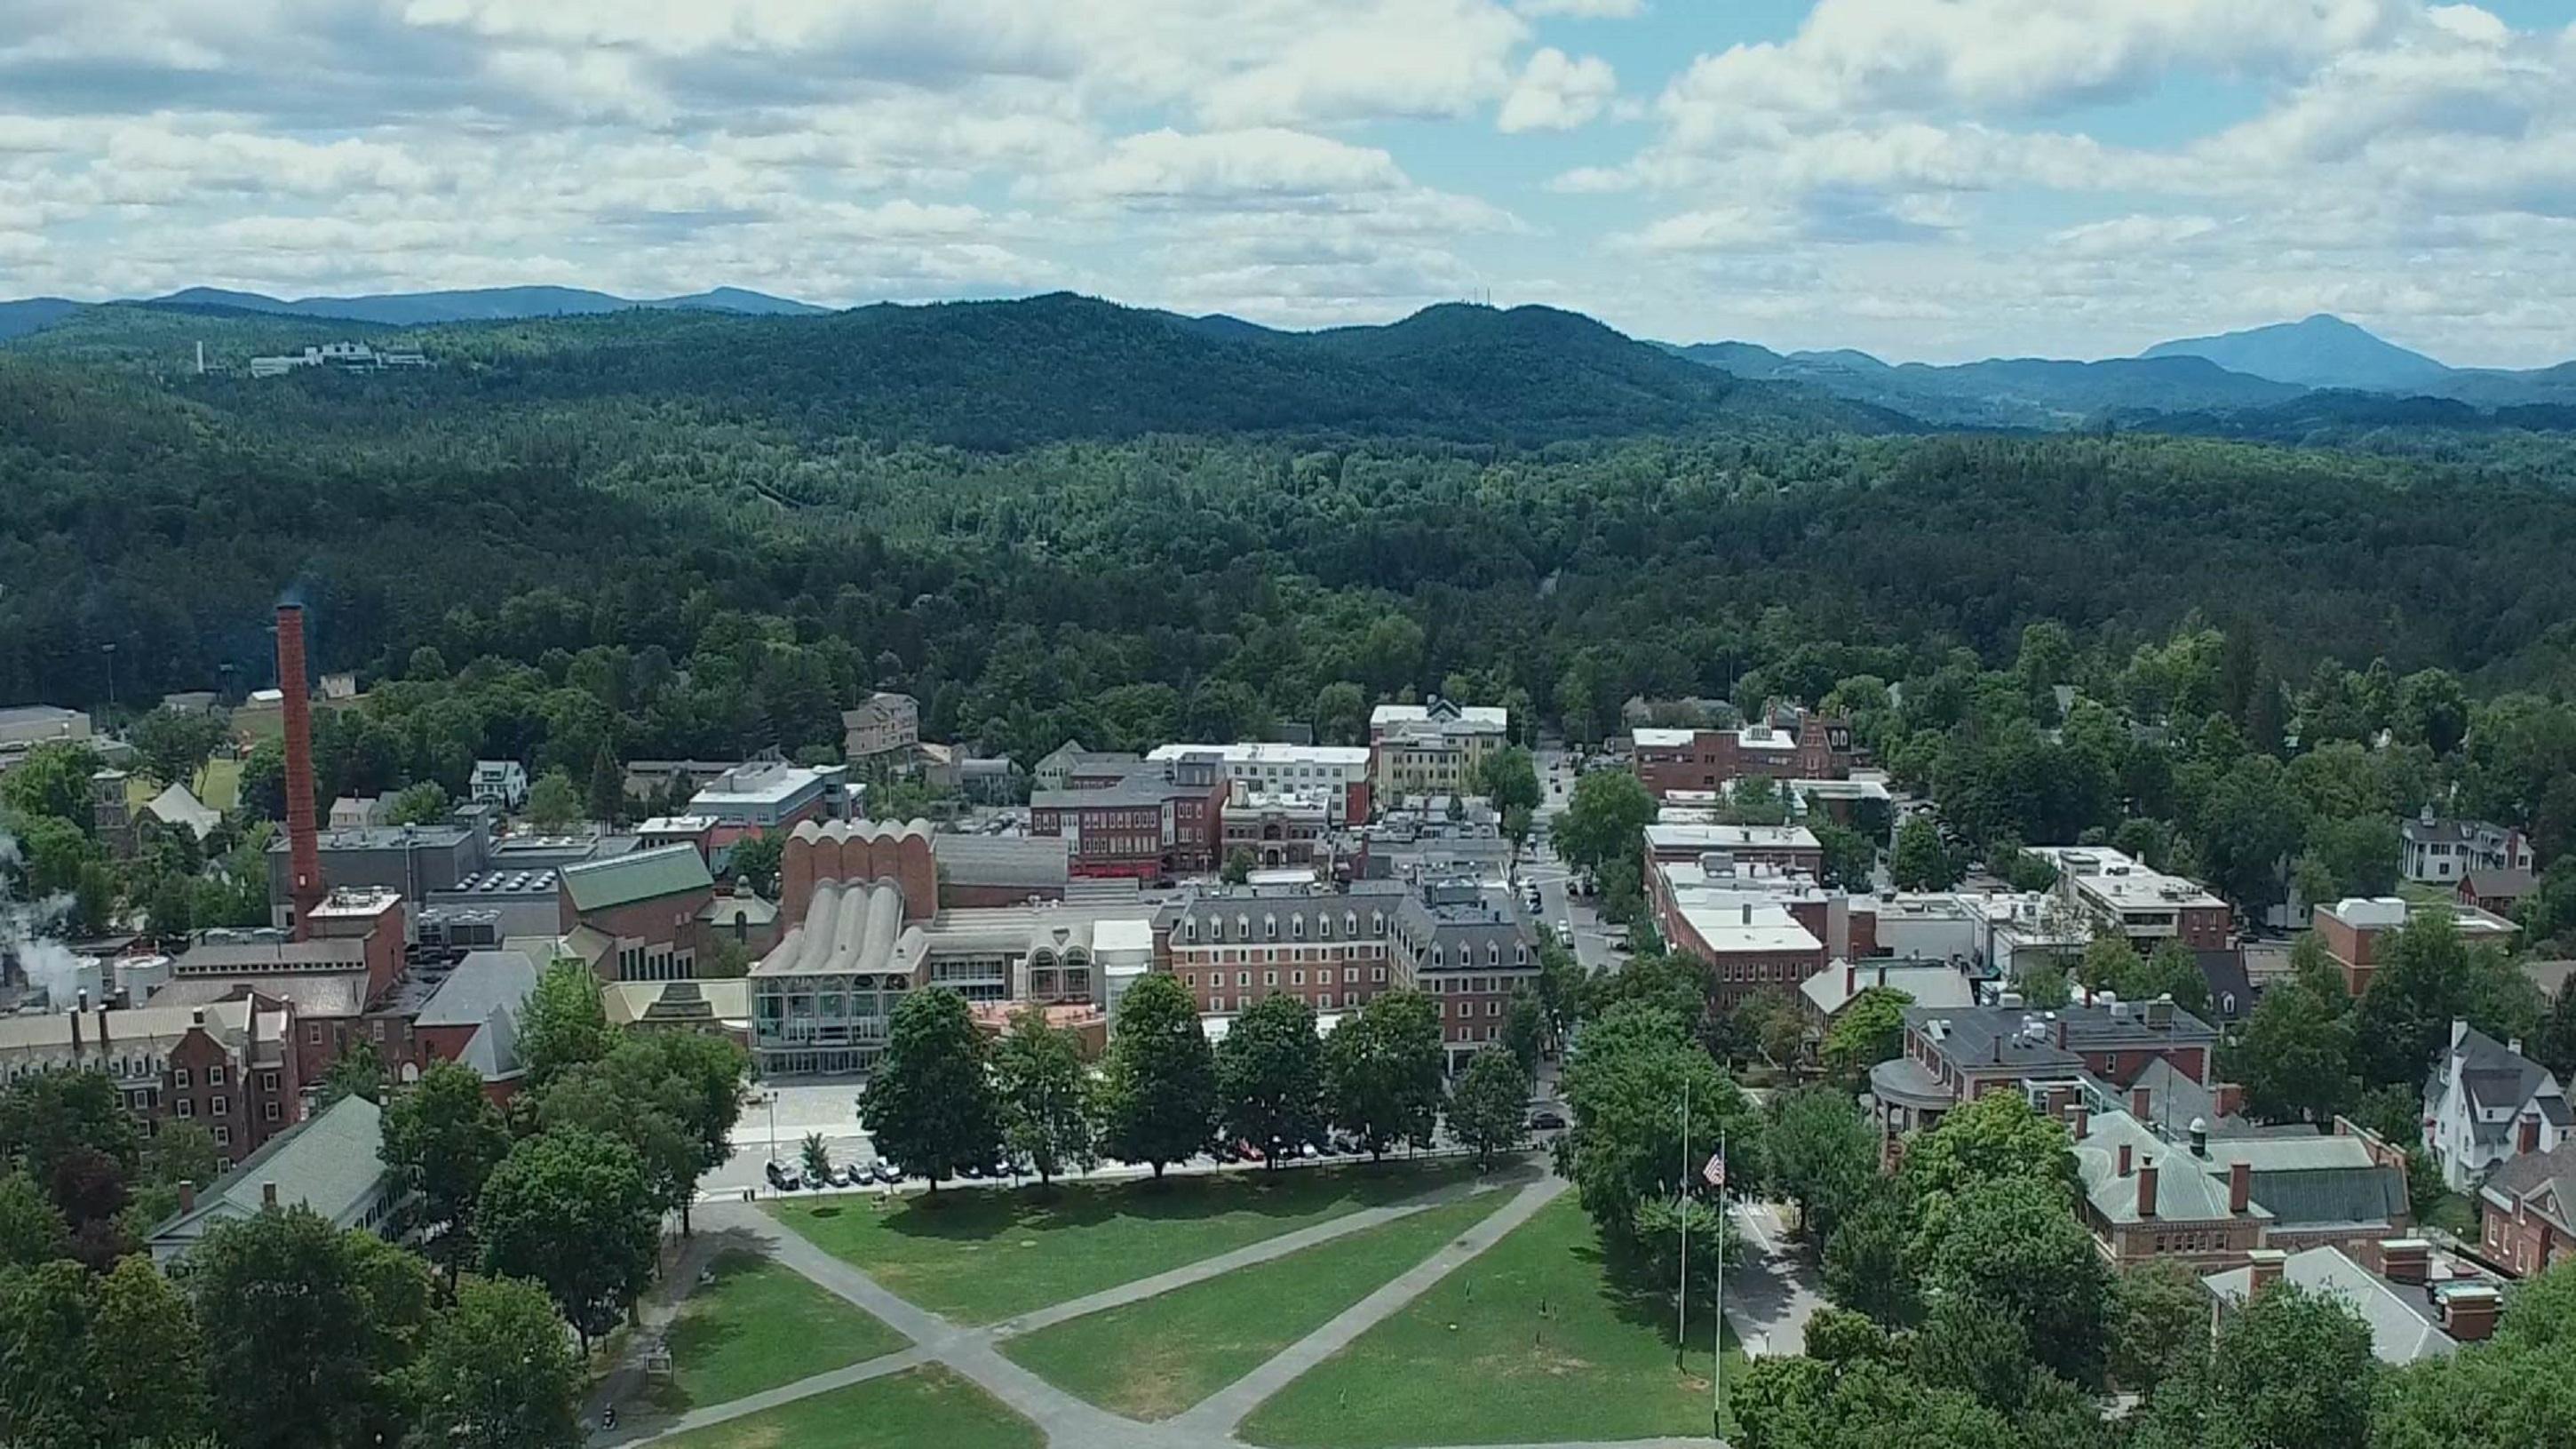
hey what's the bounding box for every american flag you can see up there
[1702,1152,1726,1190]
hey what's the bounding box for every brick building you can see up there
[1631,713,1854,799]
[1029,754,1228,880]
[2315,896,2522,997]
[0,997,303,1166]
[1165,881,1406,1018]
[1165,874,1539,1070]
[559,844,720,981]
[2477,1140,2576,1278]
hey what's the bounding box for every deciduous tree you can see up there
[1323,988,1443,1160]
[994,1008,1097,1187]
[1765,1087,1879,1247]
[1445,1047,1529,1169]
[1891,815,1960,890]
[517,959,612,1091]
[477,1128,659,1351]
[380,1060,511,1279]
[1555,1001,1761,1247]
[1219,992,1325,1166]
[1554,768,1655,883]
[413,1276,584,1449]
[1098,973,1219,1178]
[856,986,1001,1188]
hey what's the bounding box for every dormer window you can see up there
[1292,915,1305,940]
[1264,914,1278,941]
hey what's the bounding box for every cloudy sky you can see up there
[4,0,2573,364]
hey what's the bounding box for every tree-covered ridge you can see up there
[10,332,2576,772]
[10,293,1907,448]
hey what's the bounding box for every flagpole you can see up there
[1713,1127,1725,1441]
[1676,1076,1690,1370]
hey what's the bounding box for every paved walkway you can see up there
[614,1163,1717,1449]
[1721,1201,1823,1359]
[1171,1173,1568,1436]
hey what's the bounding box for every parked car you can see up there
[1526,1110,1569,1131]
[871,1159,902,1185]
[775,1165,806,1190]
[830,1163,860,1188]
[958,1161,985,1179]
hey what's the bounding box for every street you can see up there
[1527,744,1622,974]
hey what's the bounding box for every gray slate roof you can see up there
[149,1095,390,1251]
[2443,1025,2570,1145]
[414,950,539,1029]
[2205,1248,2457,1365]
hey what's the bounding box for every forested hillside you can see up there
[16,294,2576,952]
[9,295,1900,448]
[9,311,2576,773]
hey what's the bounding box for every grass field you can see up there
[2426,1190,2480,1239]
[124,757,243,813]
[1000,1187,1512,1420]
[649,1365,1041,1449]
[768,1160,1475,1326]
[650,1251,910,1413]
[1238,1196,1742,1448]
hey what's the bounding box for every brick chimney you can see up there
[2136,1160,2159,1218]
[2229,1159,2252,1214]
[2246,1247,2286,1296]
[2214,1082,2244,1119]
[2519,1114,2541,1155]
[2439,1284,2500,1342]
[2379,1238,2430,1285]
[1845,964,1856,997]
[69,999,82,1055]
[2044,1086,2073,1119]
[260,1182,278,1209]
[177,1181,196,1214]
[2069,1104,2090,1140]
[277,602,326,938]
[95,1006,109,1052]
[2130,1085,2151,1120]
[2118,1142,2134,1177]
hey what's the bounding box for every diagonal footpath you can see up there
[993,1170,1516,1338]
[1169,1174,1571,1437]
[626,1170,1609,1449]
[616,1345,933,1444]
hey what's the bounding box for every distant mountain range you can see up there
[1667,313,2576,427]
[4,283,2572,435]
[143,283,828,325]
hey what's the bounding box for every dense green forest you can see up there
[7,297,2576,915]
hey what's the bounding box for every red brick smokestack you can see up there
[277,603,325,937]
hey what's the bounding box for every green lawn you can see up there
[2426,1190,2480,1239]
[1001,1187,1512,1420]
[1239,1196,1742,1448]
[124,756,242,812]
[649,1365,1041,1449]
[650,1251,910,1413]
[768,1160,1475,1325]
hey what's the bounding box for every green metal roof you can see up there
[561,844,713,912]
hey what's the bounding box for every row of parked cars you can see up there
[765,1158,905,1192]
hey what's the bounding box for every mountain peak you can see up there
[2140,314,2453,392]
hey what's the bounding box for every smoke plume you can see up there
[0,825,85,1008]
